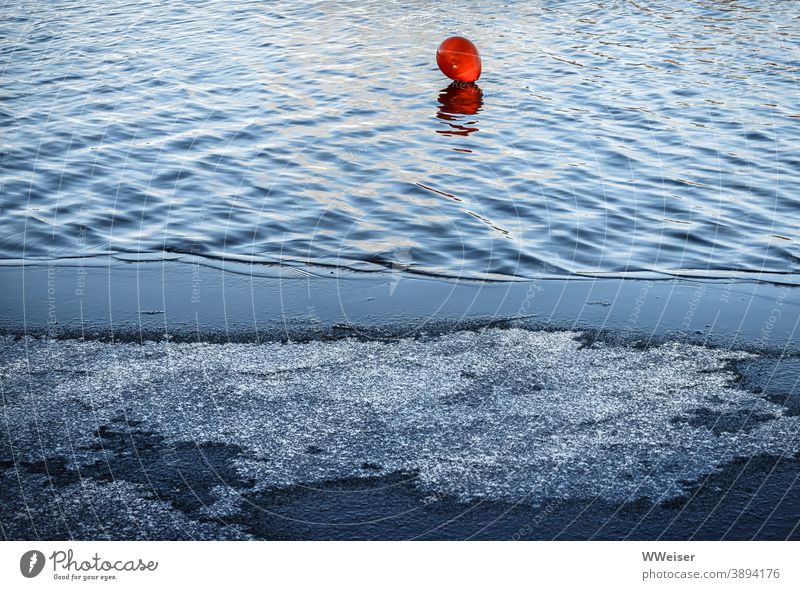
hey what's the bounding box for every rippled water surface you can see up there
[2,1,799,280]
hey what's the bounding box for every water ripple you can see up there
[1,0,798,281]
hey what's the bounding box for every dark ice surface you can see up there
[2,305,798,539]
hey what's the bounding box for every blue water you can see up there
[1,0,799,281]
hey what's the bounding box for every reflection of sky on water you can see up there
[1,1,798,281]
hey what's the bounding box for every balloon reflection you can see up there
[436,82,483,137]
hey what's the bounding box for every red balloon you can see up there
[436,36,482,83]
